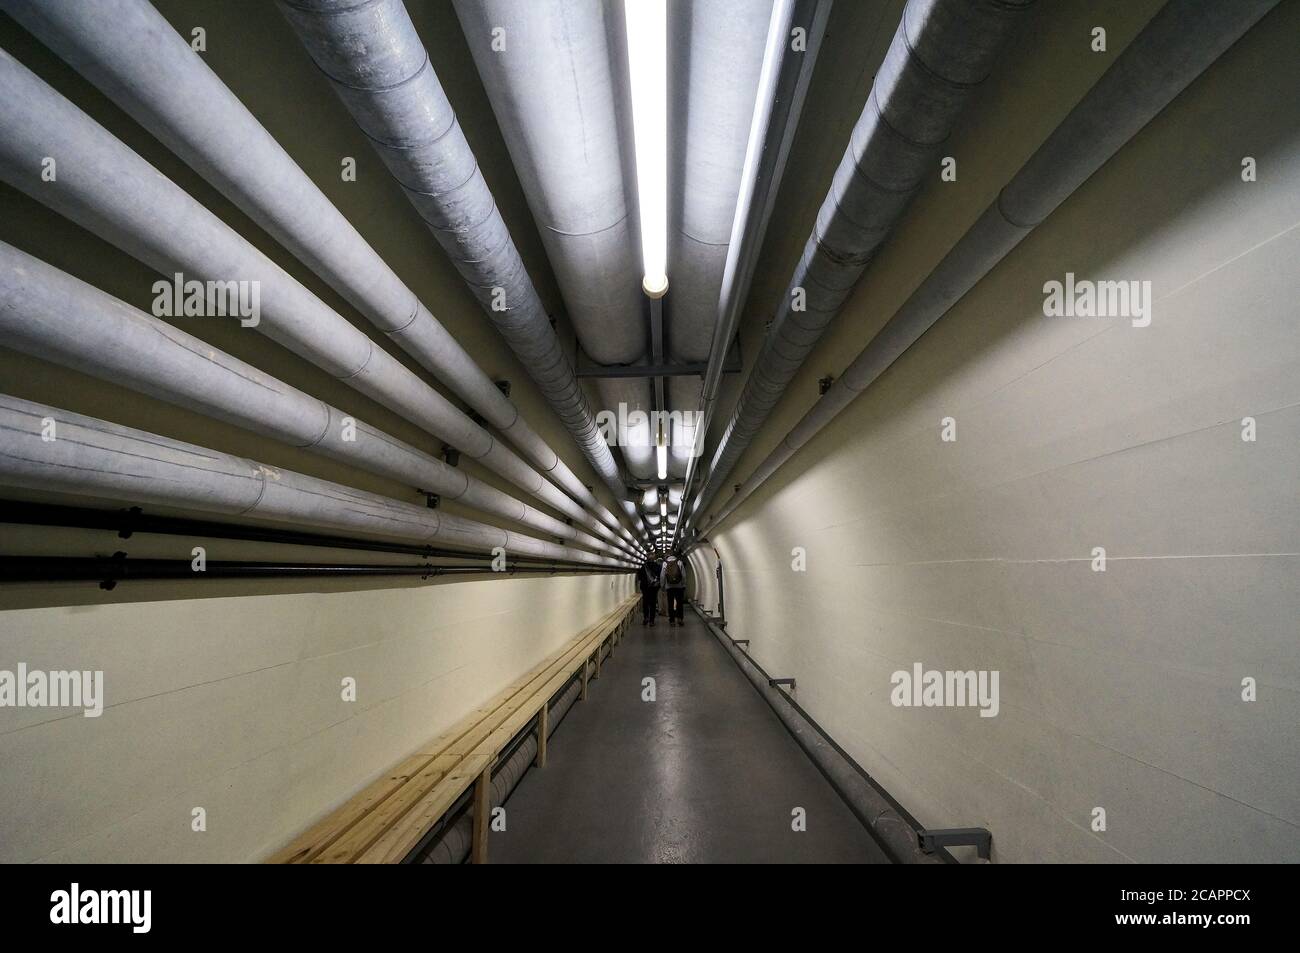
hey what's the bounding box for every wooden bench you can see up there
[267,594,640,864]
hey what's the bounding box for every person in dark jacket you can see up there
[659,555,687,627]
[638,558,662,626]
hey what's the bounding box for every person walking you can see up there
[638,557,662,626]
[659,555,687,627]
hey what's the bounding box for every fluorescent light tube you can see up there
[624,0,668,296]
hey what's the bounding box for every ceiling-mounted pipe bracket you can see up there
[574,337,743,379]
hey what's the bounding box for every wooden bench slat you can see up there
[318,604,628,862]
[270,634,589,864]
[359,613,629,864]
[269,596,638,864]
[264,754,429,864]
[357,752,493,864]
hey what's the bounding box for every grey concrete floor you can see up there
[490,607,889,863]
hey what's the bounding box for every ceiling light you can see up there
[624,0,667,298]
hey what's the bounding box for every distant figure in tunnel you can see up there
[638,558,662,626]
[660,555,687,627]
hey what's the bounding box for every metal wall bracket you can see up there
[442,445,460,468]
[117,505,143,539]
[421,492,440,509]
[99,550,128,590]
[918,827,992,860]
[734,639,750,648]
[769,677,796,690]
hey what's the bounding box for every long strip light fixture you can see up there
[624,0,668,299]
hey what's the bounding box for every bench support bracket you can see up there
[471,766,492,864]
[536,705,548,769]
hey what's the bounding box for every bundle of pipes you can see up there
[683,0,1036,534]
[671,0,831,548]
[695,0,1282,538]
[0,43,641,562]
[452,0,660,497]
[274,0,652,549]
[0,0,645,560]
[451,0,775,542]
[0,242,623,561]
[664,0,777,479]
[0,395,631,569]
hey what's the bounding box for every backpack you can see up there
[666,561,683,585]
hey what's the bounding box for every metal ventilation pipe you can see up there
[449,0,658,500]
[0,0,630,552]
[276,0,650,549]
[0,49,638,559]
[672,0,830,547]
[453,0,771,515]
[697,0,1282,536]
[688,0,1034,524]
[663,0,777,493]
[0,242,622,560]
[667,0,774,369]
[0,395,629,568]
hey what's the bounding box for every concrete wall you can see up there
[0,573,632,862]
[696,3,1300,862]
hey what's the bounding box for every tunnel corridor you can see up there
[0,0,1296,890]
[481,607,888,864]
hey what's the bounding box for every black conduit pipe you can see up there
[0,502,634,572]
[691,604,946,864]
[0,556,627,587]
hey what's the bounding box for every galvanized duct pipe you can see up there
[0,0,629,552]
[688,0,1034,523]
[694,608,936,863]
[667,0,773,367]
[698,0,1281,536]
[672,0,830,546]
[418,649,600,864]
[451,0,660,494]
[0,242,620,559]
[277,0,650,549]
[0,49,638,559]
[663,0,776,484]
[0,395,630,568]
[456,0,644,365]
